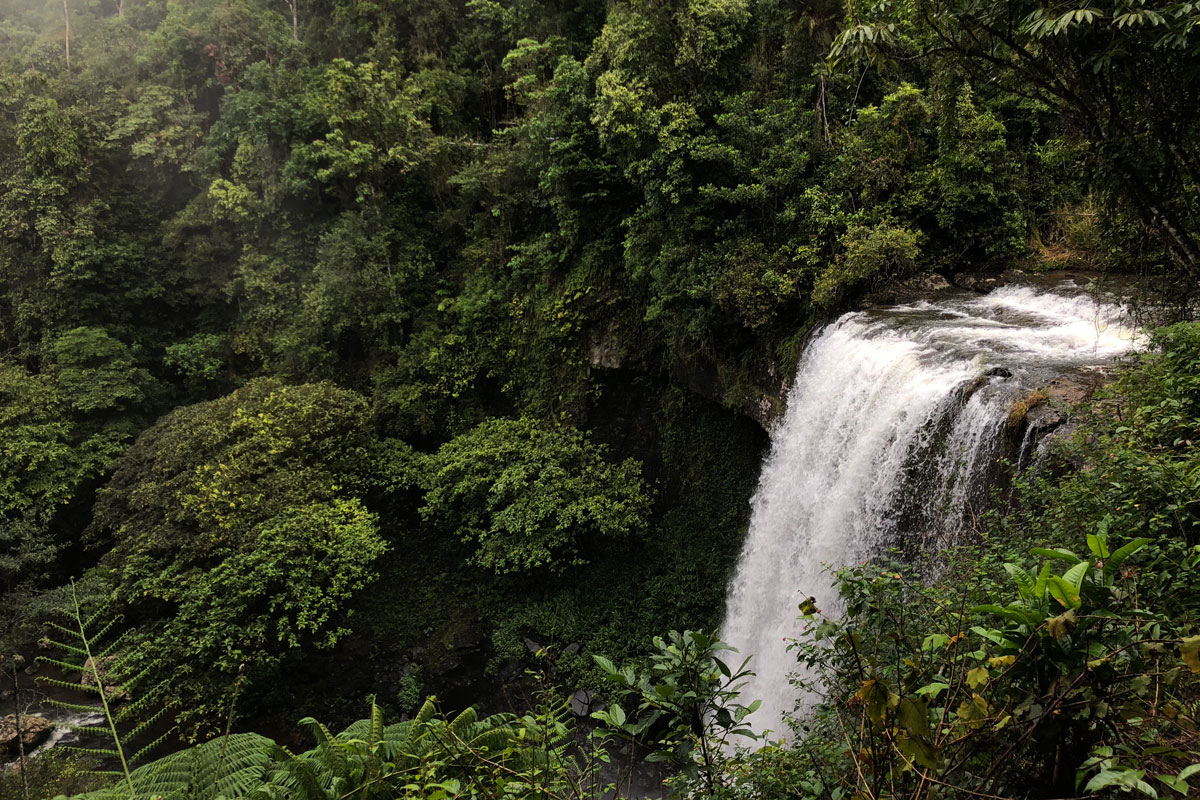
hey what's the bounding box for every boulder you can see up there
[569,689,594,717]
[865,272,954,305]
[0,714,53,756]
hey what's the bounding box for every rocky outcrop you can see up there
[588,322,625,369]
[0,714,53,756]
[865,272,954,305]
[951,268,1032,294]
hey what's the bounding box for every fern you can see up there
[60,696,569,800]
[37,582,174,796]
[65,733,276,800]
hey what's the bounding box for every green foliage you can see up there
[60,733,276,800]
[2,0,1196,793]
[780,532,1200,799]
[1000,322,1200,552]
[91,380,391,735]
[38,582,172,796]
[593,630,759,795]
[0,749,100,800]
[62,688,618,800]
[831,0,1200,295]
[421,417,651,574]
[813,222,920,308]
[1,329,151,592]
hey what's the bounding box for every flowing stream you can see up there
[720,282,1139,737]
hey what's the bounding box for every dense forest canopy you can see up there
[0,0,1198,797]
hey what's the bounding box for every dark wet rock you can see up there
[951,267,1040,294]
[588,322,624,369]
[0,714,52,755]
[570,690,593,716]
[1010,370,1112,471]
[867,272,955,305]
[986,366,1013,378]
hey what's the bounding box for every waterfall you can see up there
[720,282,1138,738]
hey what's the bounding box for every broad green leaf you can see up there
[592,655,617,675]
[1033,561,1053,598]
[1004,563,1036,599]
[1048,576,1081,610]
[1062,560,1089,591]
[1104,538,1152,574]
[1032,547,1081,564]
[897,697,930,737]
[1156,775,1190,795]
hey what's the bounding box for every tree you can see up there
[0,328,152,595]
[90,380,392,735]
[421,417,651,574]
[831,0,1200,294]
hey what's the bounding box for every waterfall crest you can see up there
[720,283,1138,737]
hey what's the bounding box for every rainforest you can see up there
[0,0,1198,797]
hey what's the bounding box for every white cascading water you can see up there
[721,283,1139,738]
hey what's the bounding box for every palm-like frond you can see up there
[67,733,276,800]
[62,696,544,800]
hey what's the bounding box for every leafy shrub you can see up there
[420,417,651,574]
[781,534,1200,799]
[59,692,613,800]
[1,328,153,593]
[90,380,393,735]
[813,222,920,308]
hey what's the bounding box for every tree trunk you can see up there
[63,0,71,68]
[9,663,30,800]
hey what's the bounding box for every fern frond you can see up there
[100,649,142,677]
[44,698,103,714]
[50,642,93,660]
[63,725,116,737]
[58,745,124,758]
[46,621,83,640]
[95,630,135,660]
[368,701,383,752]
[65,733,276,800]
[111,683,168,723]
[299,717,337,748]
[413,697,437,727]
[87,616,121,645]
[38,657,91,676]
[446,707,479,741]
[120,704,170,737]
[82,604,118,631]
[129,729,172,763]
[268,744,333,800]
[467,728,514,757]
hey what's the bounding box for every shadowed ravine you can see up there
[720,282,1140,738]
